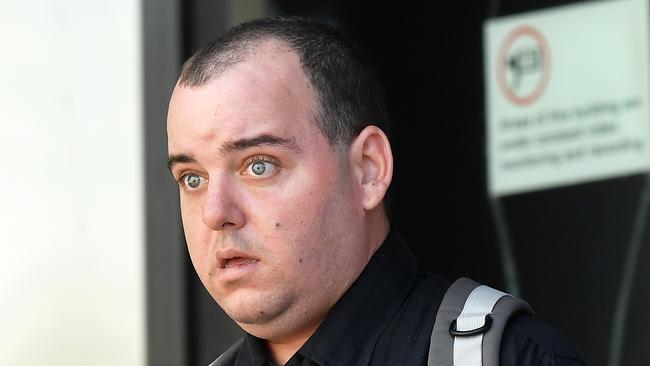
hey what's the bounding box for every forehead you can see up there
[167,40,318,153]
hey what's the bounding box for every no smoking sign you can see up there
[497,26,550,106]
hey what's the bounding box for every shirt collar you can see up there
[239,228,418,366]
[240,333,273,366]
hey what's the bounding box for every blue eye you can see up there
[251,161,267,175]
[182,174,206,190]
[246,156,279,177]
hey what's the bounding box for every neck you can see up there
[266,321,321,365]
[366,207,391,257]
[266,340,301,366]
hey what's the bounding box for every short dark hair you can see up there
[178,16,390,147]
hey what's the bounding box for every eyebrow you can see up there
[220,134,301,154]
[167,134,301,170]
[167,153,196,170]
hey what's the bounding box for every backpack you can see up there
[428,277,534,366]
[209,277,533,366]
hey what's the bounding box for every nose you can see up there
[201,175,246,230]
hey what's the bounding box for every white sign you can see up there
[485,0,650,196]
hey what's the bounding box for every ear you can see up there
[349,125,393,210]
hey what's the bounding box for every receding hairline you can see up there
[178,36,298,88]
[175,36,341,151]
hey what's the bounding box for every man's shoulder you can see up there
[500,314,586,365]
[410,274,586,366]
[410,271,451,304]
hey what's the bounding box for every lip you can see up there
[214,248,260,282]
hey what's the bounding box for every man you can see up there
[166,16,585,366]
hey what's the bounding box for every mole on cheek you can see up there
[275,222,281,229]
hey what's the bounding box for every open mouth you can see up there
[222,257,259,269]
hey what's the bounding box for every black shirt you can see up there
[229,229,586,366]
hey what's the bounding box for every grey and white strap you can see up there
[428,277,533,366]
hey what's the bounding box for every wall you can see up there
[0,1,145,365]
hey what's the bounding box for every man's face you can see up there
[166,41,369,340]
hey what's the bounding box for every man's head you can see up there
[166,17,393,344]
[178,16,390,147]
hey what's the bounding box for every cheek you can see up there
[180,199,198,242]
[180,193,206,236]
[270,185,356,268]
[269,186,331,235]
[179,196,210,269]
[261,191,326,257]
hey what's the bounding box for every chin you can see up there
[216,288,297,327]
[226,306,279,325]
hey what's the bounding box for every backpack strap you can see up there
[208,338,244,366]
[428,278,533,366]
